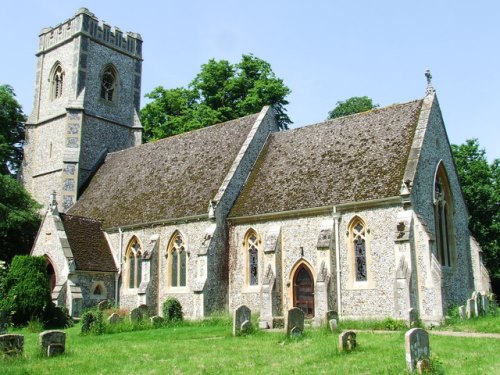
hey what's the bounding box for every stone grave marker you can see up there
[458,305,466,319]
[97,300,110,311]
[405,328,430,373]
[39,330,66,357]
[329,319,338,332]
[338,331,356,352]
[233,305,252,336]
[286,308,304,337]
[108,313,122,325]
[0,334,24,358]
[0,310,8,334]
[482,295,489,313]
[130,305,150,323]
[408,308,418,327]
[465,298,474,319]
[150,315,164,327]
[326,310,338,322]
[472,292,482,316]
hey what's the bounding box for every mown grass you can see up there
[437,306,500,333]
[2,313,499,375]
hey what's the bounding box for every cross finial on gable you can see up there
[425,69,435,95]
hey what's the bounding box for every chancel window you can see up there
[100,65,117,102]
[434,164,454,267]
[168,232,187,287]
[126,237,142,289]
[51,64,64,100]
[245,230,259,286]
[352,222,367,281]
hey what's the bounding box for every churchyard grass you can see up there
[437,306,500,333]
[2,315,499,375]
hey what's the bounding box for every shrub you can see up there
[163,298,183,323]
[45,304,74,329]
[81,309,105,335]
[383,317,407,331]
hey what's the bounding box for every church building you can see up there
[24,9,490,325]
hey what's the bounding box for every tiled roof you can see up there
[230,100,423,217]
[70,114,258,228]
[59,213,116,272]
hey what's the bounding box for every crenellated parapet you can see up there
[37,8,142,59]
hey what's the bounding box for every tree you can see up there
[141,54,291,142]
[451,139,499,288]
[0,84,26,176]
[327,96,378,119]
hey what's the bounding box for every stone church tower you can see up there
[21,8,143,211]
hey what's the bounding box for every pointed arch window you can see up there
[167,232,187,287]
[126,237,142,289]
[100,65,118,102]
[50,64,64,100]
[245,230,260,286]
[434,163,454,267]
[352,222,367,281]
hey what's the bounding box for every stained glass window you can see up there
[169,233,187,287]
[352,221,367,282]
[127,238,142,288]
[246,230,259,286]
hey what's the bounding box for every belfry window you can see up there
[100,66,117,102]
[434,163,454,267]
[245,230,260,286]
[126,237,142,289]
[51,64,64,100]
[167,232,187,287]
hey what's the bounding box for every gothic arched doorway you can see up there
[293,264,314,317]
[46,258,56,292]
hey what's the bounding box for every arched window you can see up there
[244,229,260,286]
[167,232,187,287]
[126,237,142,289]
[352,221,367,281]
[434,163,454,267]
[100,65,118,102]
[50,64,64,100]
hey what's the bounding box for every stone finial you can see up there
[425,69,435,95]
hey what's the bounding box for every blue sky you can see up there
[1,1,498,161]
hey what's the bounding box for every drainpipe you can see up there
[333,207,342,317]
[115,227,123,305]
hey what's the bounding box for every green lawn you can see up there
[2,318,500,375]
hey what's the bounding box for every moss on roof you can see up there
[229,100,423,217]
[69,113,259,228]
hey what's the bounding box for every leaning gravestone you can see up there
[0,310,8,334]
[0,334,24,358]
[108,313,122,325]
[286,308,304,337]
[465,298,474,319]
[405,328,430,373]
[338,331,356,352]
[233,305,252,336]
[39,330,66,357]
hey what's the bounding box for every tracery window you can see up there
[126,237,142,289]
[167,232,187,287]
[352,222,367,282]
[100,65,117,102]
[51,64,64,100]
[245,230,259,286]
[434,163,454,267]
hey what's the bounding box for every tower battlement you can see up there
[37,8,142,59]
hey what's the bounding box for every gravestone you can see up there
[482,295,489,313]
[405,328,430,373]
[338,331,356,352]
[0,310,8,334]
[39,330,66,357]
[465,298,474,319]
[0,334,24,358]
[286,308,304,337]
[108,313,122,325]
[97,300,110,311]
[458,305,466,320]
[150,316,164,327]
[130,305,149,322]
[233,305,252,336]
[329,319,338,332]
[408,308,418,327]
[326,310,338,322]
[472,292,482,316]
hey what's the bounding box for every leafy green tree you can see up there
[327,96,378,119]
[0,84,26,176]
[0,255,52,325]
[141,54,291,142]
[451,139,499,287]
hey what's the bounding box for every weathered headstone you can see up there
[150,315,164,327]
[97,300,110,311]
[0,310,8,334]
[0,334,24,358]
[338,331,356,352]
[107,313,122,325]
[329,318,338,332]
[405,328,430,373]
[326,310,338,322]
[130,307,144,322]
[458,305,466,320]
[233,305,252,336]
[286,308,304,337]
[465,298,474,319]
[482,295,489,314]
[408,308,418,327]
[39,330,66,357]
[472,292,482,316]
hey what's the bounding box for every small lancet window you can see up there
[51,64,64,100]
[352,222,367,282]
[168,232,187,287]
[100,66,117,102]
[246,231,259,286]
[126,238,142,289]
[93,284,102,295]
[434,164,454,267]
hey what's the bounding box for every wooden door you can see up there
[293,264,314,317]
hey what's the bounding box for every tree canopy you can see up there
[0,84,25,176]
[140,54,291,142]
[327,96,378,119]
[451,139,499,286]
